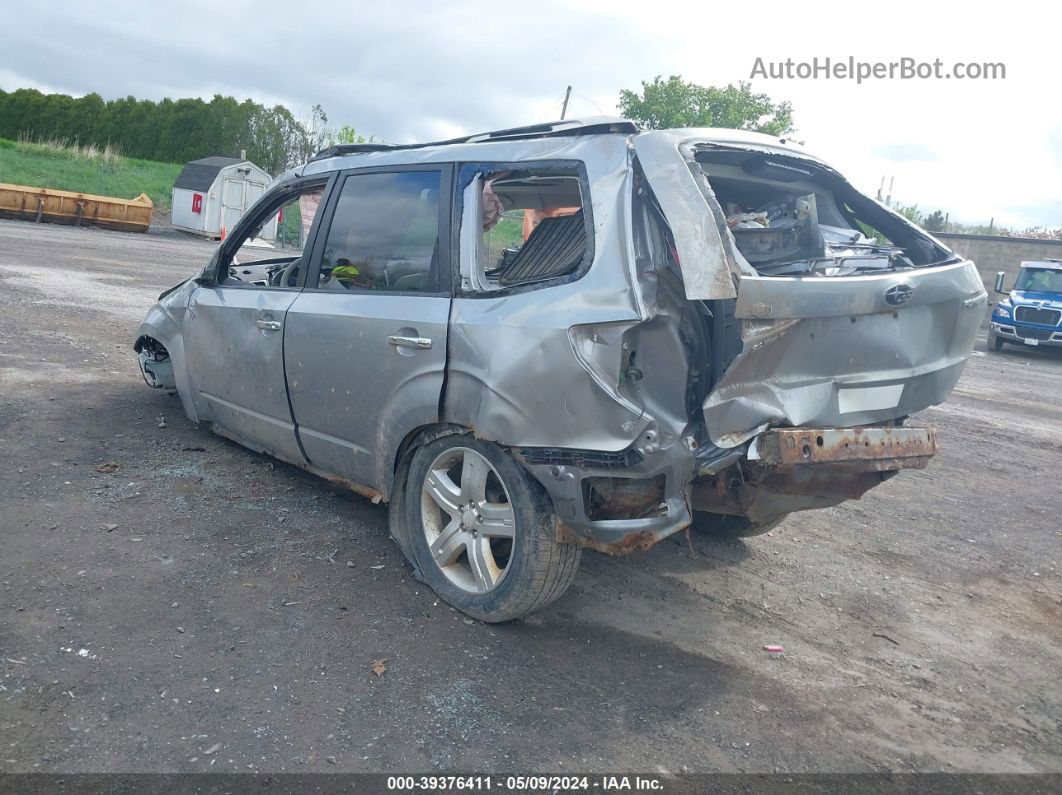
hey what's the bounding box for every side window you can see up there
[468,167,588,291]
[316,171,441,293]
[220,184,326,287]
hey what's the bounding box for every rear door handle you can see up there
[388,335,432,350]
[255,319,282,331]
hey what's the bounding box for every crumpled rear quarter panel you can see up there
[443,137,656,453]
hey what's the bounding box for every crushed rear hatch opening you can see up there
[633,130,988,450]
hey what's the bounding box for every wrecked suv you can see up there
[135,118,986,622]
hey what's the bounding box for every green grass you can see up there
[0,138,181,209]
[484,211,525,264]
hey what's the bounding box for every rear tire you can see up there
[405,435,581,622]
[690,511,787,539]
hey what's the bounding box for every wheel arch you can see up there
[386,422,474,562]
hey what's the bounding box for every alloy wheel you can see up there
[420,446,516,593]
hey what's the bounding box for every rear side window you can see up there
[316,171,441,293]
[462,164,590,292]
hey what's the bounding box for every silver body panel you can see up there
[284,291,450,492]
[182,285,303,463]
[705,261,987,447]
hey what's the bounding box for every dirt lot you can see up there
[0,219,1060,774]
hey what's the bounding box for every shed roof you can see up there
[173,157,244,191]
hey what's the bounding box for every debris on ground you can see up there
[371,659,388,677]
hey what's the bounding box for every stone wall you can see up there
[934,233,1062,292]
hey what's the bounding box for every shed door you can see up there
[246,181,273,239]
[220,178,246,234]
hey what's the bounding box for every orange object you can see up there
[0,182,152,233]
[522,206,580,240]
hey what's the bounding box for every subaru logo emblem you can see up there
[884,283,913,306]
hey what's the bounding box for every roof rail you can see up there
[466,117,639,143]
[309,117,639,163]
[310,143,396,162]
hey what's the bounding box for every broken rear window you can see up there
[694,148,951,276]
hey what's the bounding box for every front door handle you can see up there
[255,319,282,331]
[388,335,432,350]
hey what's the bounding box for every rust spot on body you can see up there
[554,518,676,556]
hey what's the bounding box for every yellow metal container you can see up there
[0,183,153,233]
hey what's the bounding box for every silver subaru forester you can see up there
[135,118,986,621]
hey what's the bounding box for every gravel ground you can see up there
[0,219,1060,774]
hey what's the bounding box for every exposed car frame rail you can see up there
[751,426,936,470]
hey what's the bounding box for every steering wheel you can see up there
[277,258,302,287]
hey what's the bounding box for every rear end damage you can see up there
[532,130,984,554]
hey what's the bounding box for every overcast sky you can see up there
[5,0,1057,229]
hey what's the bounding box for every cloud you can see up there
[4,0,1061,229]
[4,1,649,143]
[1001,198,1062,229]
[873,143,938,162]
[1046,129,1062,168]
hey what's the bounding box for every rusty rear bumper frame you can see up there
[748,426,937,471]
[532,425,937,556]
[690,424,938,525]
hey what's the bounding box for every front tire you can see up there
[989,333,1006,351]
[691,511,787,539]
[405,435,581,622]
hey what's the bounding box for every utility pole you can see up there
[560,86,572,120]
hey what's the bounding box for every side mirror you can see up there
[194,251,224,286]
[994,271,1007,295]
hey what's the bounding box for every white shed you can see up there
[171,156,273,239]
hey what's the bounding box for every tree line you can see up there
[0,88,334,176]
[0,77,793,179]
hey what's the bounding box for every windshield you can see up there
[1014,267,1062,294]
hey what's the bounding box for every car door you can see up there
[182,176,333,463]
[284,166,453,494]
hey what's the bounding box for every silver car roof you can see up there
[281,116,826,183]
